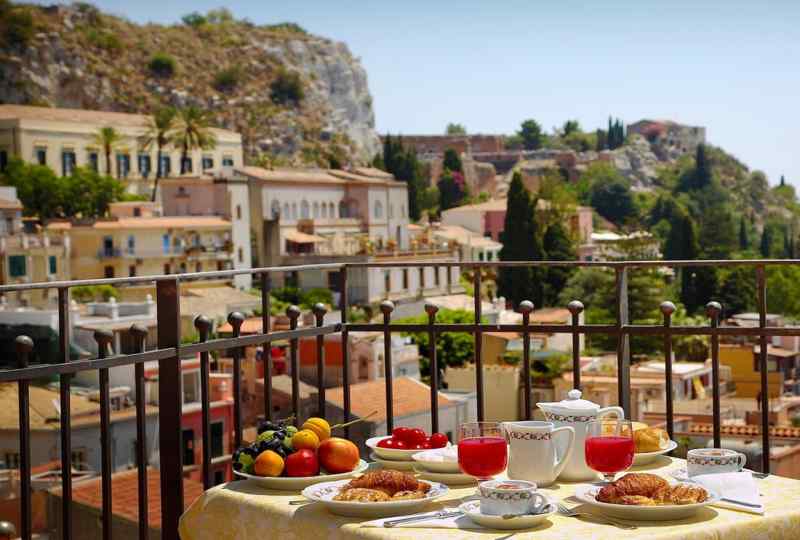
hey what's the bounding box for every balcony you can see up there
[0,259,791,539]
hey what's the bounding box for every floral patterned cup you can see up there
[478,479,548,516]
[687,448,746,477]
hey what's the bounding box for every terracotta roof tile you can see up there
[326,377,452,422]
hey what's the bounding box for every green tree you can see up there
[148,52,176,78]
[739,215,750,251]
[542,222,576,306]
[380,135,425,220]
[518,119,544,150]
[442,148,463,173]
[497,172,544,307]
[63,167,126,218]
[92,126,123,176]
[437,169,466,211]
[562,120,580,136]
[589,177,636,226]
[665,207,699,261]
[761,224,777,258]
[270,68,304,105]
[678,144,713,192]
[606,117,626,150]
[718,267,756,318]
[173,107,217,174]
[445,123,466,135]
[138,106,177,199]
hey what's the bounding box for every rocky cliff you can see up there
[0,3,380,164]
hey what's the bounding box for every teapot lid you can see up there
[538,389,600,411]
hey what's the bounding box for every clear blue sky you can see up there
[35,1,800,186]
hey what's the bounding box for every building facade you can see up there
[0,105,243,197]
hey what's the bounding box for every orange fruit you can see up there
[292,429,320,451]
[254,450,284,477]
[302,417,331,441]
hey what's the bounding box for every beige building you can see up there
[0,105,243,197]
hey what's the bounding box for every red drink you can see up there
[458,436,508,479]
[585,436,635,473]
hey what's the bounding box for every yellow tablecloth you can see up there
[179,457,800,540]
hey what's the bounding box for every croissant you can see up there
[667,484,708,505]
[596,473,670,503]
[634,428,669,453]
[341,470,430,496]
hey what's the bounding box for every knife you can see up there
[383,510,464,527]
[719,497,762,509]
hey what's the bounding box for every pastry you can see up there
[666,484,708,505]
[333,488,390,502]
[595,473,707,506]
[340,470,431,497]
[391,490,426,500]
[634,428,669,453]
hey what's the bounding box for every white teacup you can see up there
[687,448,746,477]
[478,479,548,516]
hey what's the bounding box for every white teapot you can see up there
[536,389,624,481]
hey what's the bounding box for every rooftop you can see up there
[236,165,402,187]
[326,377,452,423]
[48,216,231,231]
[0,197,22,210]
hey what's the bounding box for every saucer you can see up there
[412,466,476,485]
[369,452,416,471]
[459,499,556,530]
[670,466,755,482]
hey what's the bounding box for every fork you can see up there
[557,502,637,530]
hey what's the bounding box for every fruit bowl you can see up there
[234,459,369,491]
[366,436,452,461]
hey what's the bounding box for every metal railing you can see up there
[0,258,790,539]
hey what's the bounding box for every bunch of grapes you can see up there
[232,417,297,473]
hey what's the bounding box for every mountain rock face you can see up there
[0,3,380,164]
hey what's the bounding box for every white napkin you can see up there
[693,472,764,515]
[362,509,484,529]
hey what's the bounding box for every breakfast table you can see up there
[179,457,800,539]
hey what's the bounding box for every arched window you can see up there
[291,203,297,219]
[339,201,347,218]
[282,202,289,218]
[374,201,383,219]
[321,203,328,219]
[313,202,320,218]
[271,200,281,219]
[300,200,309,219]
[329,202,335,217]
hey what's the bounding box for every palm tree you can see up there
[92,126,123,176]
[139,107,177,201]
[173,106,217,175]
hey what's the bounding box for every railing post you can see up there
[519,300,534,420]
[567,300,584,391]
[340,267,351,437]
[380,301,395,432]
[260,273,273,422]
[756,265,770,473]
[194,315,213,490]
[660,301,676,442]
[286,306,301,424]
[313,303,328,417]
[228,311,245,446]
[425,302,440,433]
[615,267,631,416]
[16,335,33,540]
[57,287,73,540]
[129,323,150,540]
[93,329,114,540]
[156,278,182,539]
[706,301,722,449]
[473,268,484,421]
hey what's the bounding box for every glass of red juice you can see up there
[585,419,635,482]
[457,422,508,481]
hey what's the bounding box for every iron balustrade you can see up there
[0,258,790,540]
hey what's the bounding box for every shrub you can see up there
[72,285,120,303]
[270,68,304,106]
[181,11,207,28]
[0,2,35,47]
[265,22,307,34]
[148,53,176,78]
[300,288,333,309]
[84,28,122,52]
[212,65,242,93]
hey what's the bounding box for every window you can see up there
[384,271,391,293]
[328,202,335,217]
[127,235,135,254]
[8,255,26,278]
[327,271,341,292]
[70,448,87,470]
[179,262,187,273]
[282,202,290,218]
[116,153,131,179]
[434,266,440,286]
[300,200,309,219]
[182,371,199,404]
[402,269,409,289]
[238,247,244,263]
[236,204,242,220]
[163,263,171,274]
[138,154,151,177]
[88,151,99,172]
[3,451,20,469]
[419,267,425,289]
[61,150,76,176]
[133,206,141,217]
[271,200,281,219]
[129,265,136,277]
[478,252,484,261]
[321,203,328,219]
[35,146,47,165]
[313,202,319,218]
[182,429,195,465]
[339,201,347,218]
[104,266,114,278]
[202,155,214,170]
[374,201,383,219]
[159,155,171,177]
[211,421,225,458]
[0,150,7,172]
[48,255,57,275]
[162,234,170,255]
[487,251,494,261]
[291,203,297,220]
[181,157,193,174]
[196,262,202,273]
[222,156,234,167]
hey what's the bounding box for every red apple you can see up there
[284,449,319,477]
[318,437,360,473]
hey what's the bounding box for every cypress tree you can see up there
[781,175,786,187]
[738,216,749,250]
[760,226,773,258]
[498,173,544,307]
[443,148,463,173]
[693,144,712,190]
[542,222,576,305]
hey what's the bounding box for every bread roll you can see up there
[634,427,669,453]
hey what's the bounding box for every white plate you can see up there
[633,440,678,465]
[460,500,556,530]
[413,467,476,486]
[670,467,755,483]
[302,479,449,517]
[574,482,720,521]
[366,436,452,461]
[234,459,368,491]
[411,449,461,473]
[370,452,416,471]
